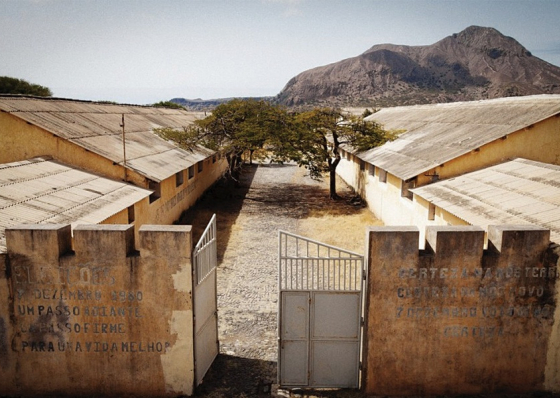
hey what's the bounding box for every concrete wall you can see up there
[338,154,418,227]
[364,225,559,396]
[0,224,196,397]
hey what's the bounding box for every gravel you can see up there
[180,163,369,398]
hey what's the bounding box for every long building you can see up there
[337,94,560,243]
[0,95,228,247]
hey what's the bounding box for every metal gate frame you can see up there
[193,214,219,386]
[278,231,365,389]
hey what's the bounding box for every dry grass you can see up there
[297,210,382,254]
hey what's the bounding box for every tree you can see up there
[0,76,52,96]
[152,100,185,109]
[155,98,290,181]
[277,108,395,199]
[154,100,394,199]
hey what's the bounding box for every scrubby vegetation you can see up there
[0,76,52,96]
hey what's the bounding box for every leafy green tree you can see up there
[152,100,184,109]
[155,100,394,198]
[362,108,375,118]
[277,108,394,199]
[0,76,52,96]
[155,98,290,180]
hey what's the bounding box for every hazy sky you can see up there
[2,0,560,104]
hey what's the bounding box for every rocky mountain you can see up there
[276,26,560,108]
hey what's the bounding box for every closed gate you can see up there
[193,214,219,386]
[278,231,365,389]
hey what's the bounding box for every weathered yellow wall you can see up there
[0,112,145,185]
[144,157,228,226]
[365,225,557,395]
[0,224,195,397]
[419,115,560,185]
[412,195,469,246]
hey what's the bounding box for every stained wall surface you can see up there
[365,225,558,395]
[0,224,195,397]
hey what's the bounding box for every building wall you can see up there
[365,225,559,395]
[144,156,228,226]
[417,115,560,186]
[0,224,196,397]
[0,112,143,185]
[338,154,417,227]
[412,195,470,246]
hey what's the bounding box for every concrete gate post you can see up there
[364,225,557,395]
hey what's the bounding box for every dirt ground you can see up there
[178,162,380,397]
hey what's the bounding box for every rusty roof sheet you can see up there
[0,95,211,182]
[411,158,560,243]
[0,157,152,252]
[361,95,560,181]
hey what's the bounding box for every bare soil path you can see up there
[179,163,380,397]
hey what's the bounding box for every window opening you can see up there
[176,171,184,187]
[401,178,416,200]
[149,181,161,203]
[428,202,436,221]
[128,205,135,223]
[378,169,387,183]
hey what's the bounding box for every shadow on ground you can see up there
[193,354,276,397]
[177,164,258,261]
[178,163,365,254]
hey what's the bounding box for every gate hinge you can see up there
[361,317,364,327]
[359,361,363,370]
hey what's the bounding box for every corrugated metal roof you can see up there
[0,96,212,182]
[0,157,152,252]
[361,95,560,181]
[411,158,560,243]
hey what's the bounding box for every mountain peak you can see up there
[448,25,531,57]
[277,26,557,107]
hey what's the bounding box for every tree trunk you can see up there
[329,167,338,199]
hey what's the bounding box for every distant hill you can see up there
[276,26,560,108]
[170,96,274,111]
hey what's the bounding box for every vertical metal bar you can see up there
[343,259,347,291]
[311,258,314,290]
[278,231,282,291]
[321,258,325,290]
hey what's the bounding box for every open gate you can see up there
[193,214,219,386]
[278,231,365,389]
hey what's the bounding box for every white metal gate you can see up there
[193,214,219,386]
[278,231,365,389]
